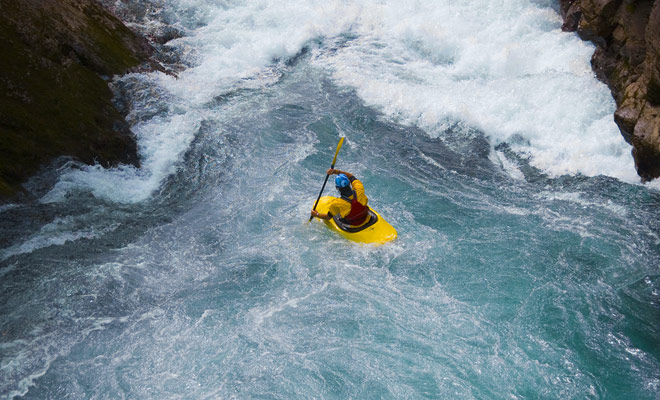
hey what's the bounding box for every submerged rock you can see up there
[560,0,660,181]
[0,0,157,200]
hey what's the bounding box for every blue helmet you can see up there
[335,174,350,188]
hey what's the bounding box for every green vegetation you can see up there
[0,0,151,200]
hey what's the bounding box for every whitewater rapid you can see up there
[2,1,660,399]
[41,0,641,205]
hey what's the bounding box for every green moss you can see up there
[81,5,145,74]
[0,178,13,198]
[0,1,143,200]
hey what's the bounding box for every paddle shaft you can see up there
[310,138,344,222]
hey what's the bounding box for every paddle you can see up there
[310,137,345,222]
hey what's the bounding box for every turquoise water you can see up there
[2,1,660,398]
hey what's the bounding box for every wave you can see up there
[44,0,639,204]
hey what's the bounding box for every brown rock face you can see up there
[0,0,155,200]
[560,0,660,181]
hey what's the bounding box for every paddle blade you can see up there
[311,137,345,223]
[331,137,345,167]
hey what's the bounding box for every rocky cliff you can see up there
[0,0,155,200]
[560,0,660,181]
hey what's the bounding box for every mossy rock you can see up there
[0,0,154,201]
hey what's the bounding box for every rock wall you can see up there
[560,0,660,181]
[0,0,155,200]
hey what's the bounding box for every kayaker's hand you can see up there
[326,168,335,175]
[311,210,320,218]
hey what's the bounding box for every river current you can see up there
[1,0,660,398]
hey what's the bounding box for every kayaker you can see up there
[310,168,370,226]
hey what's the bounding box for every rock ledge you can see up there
[0,0,156,200]
[560,0,660,181]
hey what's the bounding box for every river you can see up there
[1,0,659,398]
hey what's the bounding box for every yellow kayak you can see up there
[313,196,397,244]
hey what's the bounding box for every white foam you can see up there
[161,2,357,105]
[0,217,120,260]
[43,1,359,203]
[492,150,525,180]
[535,191,629,217]
[42,107,202,204]
[44,0,641,203]
[250,282,328,326]
[310,0,638,182]
[646,180,660,192]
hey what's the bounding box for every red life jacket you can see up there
[341,191,369,225]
